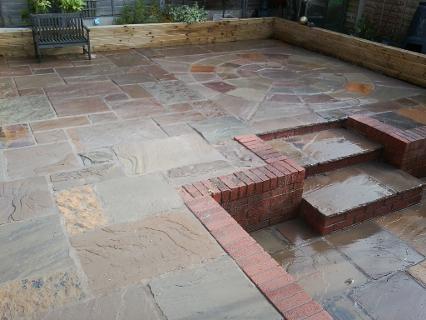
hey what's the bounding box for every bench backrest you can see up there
[31,13,86,42]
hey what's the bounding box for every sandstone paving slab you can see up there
[31,116,90,132]
[55,185,107,236]
[50,163,125,191]
[4,142,81,180]
[275,218,320,246]
[79,148,117,167]
[41,284,165,320]
[45,81,121,101]
[109,98,166,119]
[166,160,237,186]
[0,95,55,125]
[0,176,55,225]
[376,195,426,255]
[0,270,86,320]
[114,133,225,175]
[110,72,155,85]
[95,173,184,223]
[0,215,76,285]
[326,221,424,279]
[351,272,426,320]
[55,64,121,78]
[68,119,166,151]
[214,140,265,169]
[149,256,282,320]
[0,78,17,98]
[271,240,367,302]
[0,123,35,149]
[0,65,32,77]
[409,261,426,287]
[34,129,67,144]
[143,80,203,105]
[14,73,65,90]
[52,96,110,117]
[251,226,290,255]
[88,112,119,124]
[190,116,252,144]
[71,210,223,294]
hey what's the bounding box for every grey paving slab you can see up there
[352,272,426,320]
[5,142,81,180]
[326,221,424,279]
[149,256,283,320]
[190,116,252,143]
[0,215,75,284]
[68,119,167,151]
[96,173,184,224]
[41,284,165,320]
[272,240,367,302]
[71,210,223,294]
[50,163,124,191]
[113,134,226,175]
[143,80,203,104]
[0,176,55,225]
[14,73,65,90]
[324,296,372,320]
[0,95,55,125]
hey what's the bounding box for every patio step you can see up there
[300,162,424,235]
[265,128,383,176]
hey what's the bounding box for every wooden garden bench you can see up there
[31,13,91,62]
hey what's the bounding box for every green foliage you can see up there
[30,0,52,14]
[354,17,377,41]
[166,3,208,24]
[116,0,168,24]
[59,0,86,12]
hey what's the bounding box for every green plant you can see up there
[30,0,52,13]
[116,0,167,25]
[354,17,377,41]
[59,0,86,12]
[166,3,208,24]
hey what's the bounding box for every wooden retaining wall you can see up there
[0,18,274,57]
[0,17,424,88]
[273,18,426,88]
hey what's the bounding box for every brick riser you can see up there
[346,115,426,178]
[305,149,382,177]
[301,186,423,235]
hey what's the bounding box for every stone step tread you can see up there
[266,128,382,168]
[303,162,423,217]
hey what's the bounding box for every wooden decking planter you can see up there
[0,17,424,87]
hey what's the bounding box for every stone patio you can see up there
[0,39,425,319]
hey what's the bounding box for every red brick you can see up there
[219,174,247,200]
[275,291,312,313]
[235,171,256,196]
[210,178,231,203]
[183,184,203,198]
[178,187,194,202]
[306,311,333,320]
[283,301,324,320]
[250,168,271,192]
[258,272,294,293]
[266,282,304,303]
[201,179,221,202]
[249,265,287,285]
[192,181,211,197]
[243,258,279,277]
[243,169,264,193]
[258,166,278,189]
[227,242,264,260]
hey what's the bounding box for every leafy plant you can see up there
[116,0,167,24]
[59,0,86,12]
[166,3,208,24]
[354,17,377,41]
[30,0,52,14]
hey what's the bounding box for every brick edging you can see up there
[185,196,332,320]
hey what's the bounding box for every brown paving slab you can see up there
[397,106,426,125]
[14,74,65,90]
[55,64,120,78]
[52,96,110,116]
[55,185,107,236]
[0,65,32,77]
[106,52,151,67]
[204,81,236,93]
[18,88,45,96]
[31,116,90,132]
[32,68,54,75]
[70,210,223,294]
[0,124,34,149]
[408,261,426,286]
[109,72,155,85]
[120,84,152,98]
[372,111,424,130]
[109,98,165,119]
[4,142,81,179]
[45,81,121,101]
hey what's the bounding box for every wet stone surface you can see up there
[352,272,426,320]
[372,111,424,130]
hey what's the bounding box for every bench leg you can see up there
[34,44,41,63]
[86,42,92,60]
